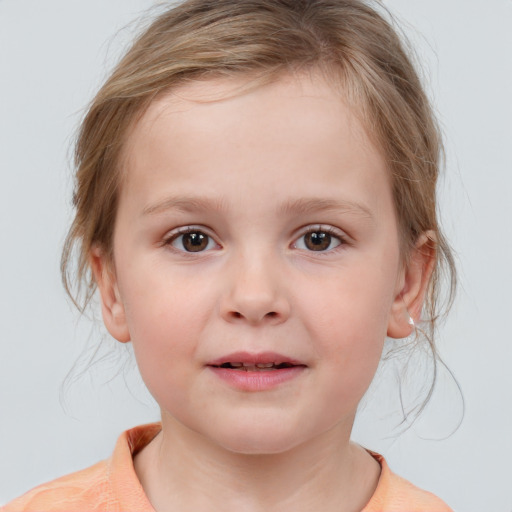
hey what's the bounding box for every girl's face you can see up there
[95,73,418,454]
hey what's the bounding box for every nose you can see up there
[220,252,290,326]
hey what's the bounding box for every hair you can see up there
[61,0,457,416]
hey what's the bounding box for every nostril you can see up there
[230,311,278,320]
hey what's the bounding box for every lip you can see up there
[206,351,307,392]
[207,351,304,367]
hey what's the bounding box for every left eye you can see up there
[294,229,343,252]
[168,230,218,253]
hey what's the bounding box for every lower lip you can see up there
[207,366,306,391]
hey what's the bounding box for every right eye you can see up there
[166,228,219,253]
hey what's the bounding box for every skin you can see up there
[92,72,434,512]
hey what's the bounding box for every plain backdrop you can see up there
[1,1,511,510]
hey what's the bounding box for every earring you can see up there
[408,315,415,327]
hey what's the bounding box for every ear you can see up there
[90,246,131,343]
[387,232,436,339]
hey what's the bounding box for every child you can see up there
[3,0,456,510]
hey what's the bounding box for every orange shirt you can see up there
[2,423,452,512]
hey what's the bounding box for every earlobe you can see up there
[387,232,436,339]
[90,246,131,343]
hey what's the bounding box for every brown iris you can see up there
[304,231,332,251]
[182,232,209,252]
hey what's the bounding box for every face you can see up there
[95,73,424,455]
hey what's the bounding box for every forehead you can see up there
[120,72,393,222]
[125,71,377,161]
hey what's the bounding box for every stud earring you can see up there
[408,315,415,327]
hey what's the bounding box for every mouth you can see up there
[207,352,306,390]
[212,361,299,371]
[207,352,307,372]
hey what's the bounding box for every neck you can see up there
[134,416,380,512]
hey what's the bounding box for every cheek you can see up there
[302,263,395,344]
[117,267,214,392]
[297,260,396,396]
[119,259,213,339]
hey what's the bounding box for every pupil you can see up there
[305,232,330,251]
[183,232,207,252]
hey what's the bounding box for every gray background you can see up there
[1,1,511,510]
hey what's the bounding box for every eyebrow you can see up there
[142,195,374,220]
[277,197,374,219]
[142,196,228,216]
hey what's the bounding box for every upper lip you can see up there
[207,351,305,367]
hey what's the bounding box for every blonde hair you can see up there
[62,0,456,402]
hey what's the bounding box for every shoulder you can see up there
[2,423,160,512]
[1,460,112,512]
[363,451,453,512]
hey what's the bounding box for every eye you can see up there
[293,227,344,252]
[166,228,218,253]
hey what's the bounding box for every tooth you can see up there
[230,362,243,367]
[256,363,274,368]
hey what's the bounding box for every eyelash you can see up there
[163,225,348,254]
[293,225,347,253]
[163,226,219,253]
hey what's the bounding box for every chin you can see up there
[207,418,311,456]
